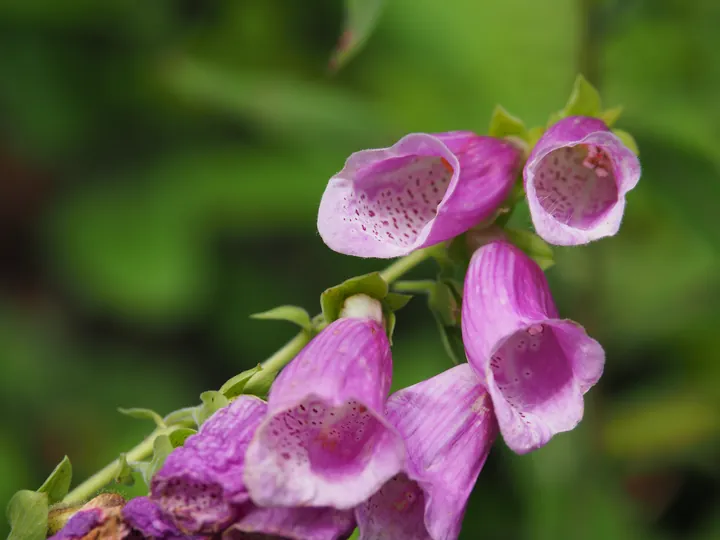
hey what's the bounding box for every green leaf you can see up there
[192,391,229,427]
[219,364,263,399]
[560,74,602,119]
[488,105,528,139]
[118,407,167,428]
[6,490,49,540]
[114,453,135,486]
[385,311,398,345]
[250,305,312,331]
[329,0,387,72]
[163,406,198,428]
[37,456,72,505]
[382,293,413,312]
[503,228,554,270]
[320,272,388,324]
[612,128,639,155]
[168,428,197,448]
[599,105,623,127]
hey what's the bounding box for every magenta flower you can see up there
[355,364,497,540]
[151,396,267,534]
[318,132,521,258]
[461,240,605,454]
[524,116,641,245]
[244,317,405,509]
[49,508,104,540]
[224,506,356,540]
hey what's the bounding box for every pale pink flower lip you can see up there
[318,131,520,258]
[524,116,641,246]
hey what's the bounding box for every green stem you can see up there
[379,245,437,284]
[61,247,437,504]
[63,430,159,504]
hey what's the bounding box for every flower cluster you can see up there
[49,114,640,540]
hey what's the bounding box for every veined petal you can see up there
[356,364,497,540]
[244,318,405,509]
[524,116,641,245]
[151,396,268,534]
[223,506,356,540]
[461,241,605,454]
[318,132,520,258]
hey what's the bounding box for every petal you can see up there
[318,132,520,258]
[122,496,188,539]
[524,116,641,245]
[244,318,405,509]
[223,506,356,540]
[462,241,605,454]
[49,509,104,540]
[151,396,268,534]
[356,364,498,540]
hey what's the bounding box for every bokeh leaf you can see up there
[612,128,639,155]
[329,0,387,71]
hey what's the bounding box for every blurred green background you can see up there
[1,0,719,538]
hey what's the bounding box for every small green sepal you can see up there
[488,105,528,140]
[37,456,72,505]
[219,365,263,399]
[118,407,167,429]
[612,128,639,155]
[250,305,312,332]
[193,391,230,426]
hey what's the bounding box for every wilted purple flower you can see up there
[524,116,641,245]
[318,132,521,258]
[123,496,205,539]
[461,240,605,454]
[49,508,104,540]
[244,317,405,509]
[151,396,267,534]
[356,364,497,540]
[223,506,356,540]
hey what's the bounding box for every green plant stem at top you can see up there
[60,246,438,505]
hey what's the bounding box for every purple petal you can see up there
[151,396,268,534]
[461,241,605,453]
[356,364,497,540]
[49,508,103,540]
[524,116,641,245]
[223,506,356,540]
[244,318,405,509]
[318,132,520,258]
[123,496,193,539]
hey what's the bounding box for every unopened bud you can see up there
[339,294,383,323]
